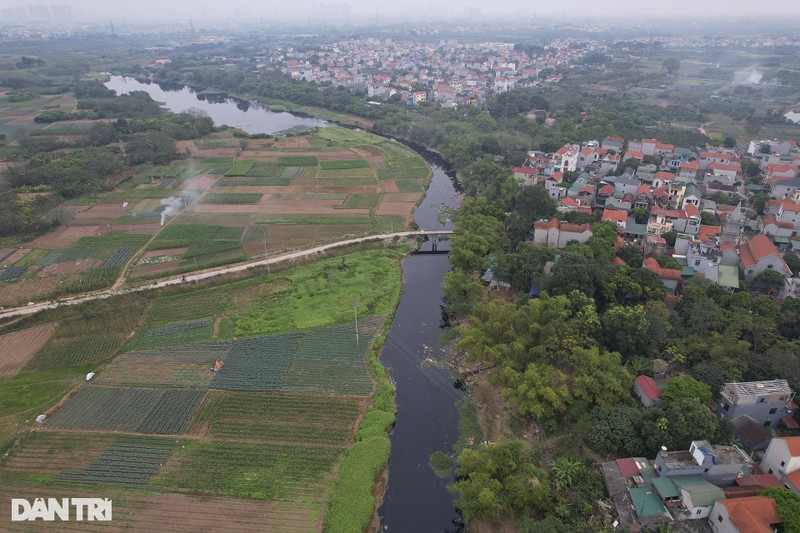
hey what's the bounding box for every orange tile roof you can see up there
[767,163,797,173]
[561,197,579,207]
[644,257,682,281]
[777,436,800,457]
[655,171,675,181]
[637,184,650,196]
[612,256,627,267]
[720,241,735,252]
[550,172,564,183]
[719,496,780,533]
[684,203,701,218]
[656,142,674,150]
[602,209,628,223]
[627,150,644,159]
[698,225,721,238]
[782,200,800,213]
[742,234,781,264]
[679,161,699,169]
[709,162,741,172]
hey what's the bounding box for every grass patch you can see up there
[234,249,402,335]
[224,160,255,176]
[74,232,151,248]
[246,162,281,177]
[454,395,483,453]
[429,451,455,478]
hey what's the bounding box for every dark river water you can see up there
[104,76,464,530]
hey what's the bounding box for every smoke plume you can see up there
[160,196,185,226]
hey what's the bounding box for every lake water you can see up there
[105,76,327,134]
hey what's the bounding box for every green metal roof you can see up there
[717,265,740,289]
[670,475,725,507]
[651,476,680,499]
[792,241,800,252]
[639,467,658,483]
[630,486,669,518]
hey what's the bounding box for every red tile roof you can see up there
[739,234,781,268]
[718,496,780,533]
[782,416,800,430]
[719,241,735,252]
[612,256,627,267]
[561,197,579,207]
[709,162,741,172]
[635,375,662,401]
[513,167,538,175]
[656,142,674,151]
[602,209,628,224]
[533,217,592,234]
[776,436,800,457]
[616,457,641,477]
[579,185,595,195]
[598,184,615,196]
[679,161,699,169]
[736,475,783,488]
[698,225,721,238]
[549,172,564,183]
[683,203,701,219]
[626,150,644,160]
[644,257,682,281]
[653,186,670,199]
[655,171,675,182]
[762,215,795,230]
[637,183,650,196]
[604,136,624,144]
[622,192,634,203]
[782,200,800,213]
[555,144,571,156]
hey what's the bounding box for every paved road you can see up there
[0,230,453,320]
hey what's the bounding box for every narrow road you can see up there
[0,230,453,320]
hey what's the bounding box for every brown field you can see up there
[130,260,181,278]
[70,203,130,223]
[0,323,58,377]
[375,201,416,217]
[2,248,32,266]
[27,225,112,249]
[0,482,147,531]
[383,192,422,203]
[95,359,215,388]
[142,247,188,259]
[380,180,400,192]
[2,432,115,474]
[0,276,62,306]
[131,494,321,533]
[39,259,102,277]
[272,136,311,149]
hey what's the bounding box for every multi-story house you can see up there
[737,234,793,279]
[761,437,800,493]
[717,380,796,428]
[653,440,750,486]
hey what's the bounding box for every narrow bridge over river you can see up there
[0,230,455,320]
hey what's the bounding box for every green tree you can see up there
[450,441,552,525]
[785,252,800,275]
[551,457,584,490]
[616,245,644,267]
[760,487,800,532]
[641,397,719,455]
[661,376,712,406]
[581,405,645,456]
[662,58,681,75]
[601,304,651,360]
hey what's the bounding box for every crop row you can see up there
[0,266,26,282]
[0,249,17,262]
[319,159,369,170]
[160,440,341,500]
[24,335,123,371]
[138,319,212,348]
[280,166,307,178]
[190,391,360,444]
[337,193,382,209]
[211,319,381,395]
[76,232,151,248]
[277,155,318,166]
[201,192,263,204]
[47,386,205,434]
[224,160,255,176]
[246,162,280,177]
[104,246,136,267]
[39,247,106,266]
[58,436,177,488]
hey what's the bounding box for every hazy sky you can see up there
[6,0,800,22]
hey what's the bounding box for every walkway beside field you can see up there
[0,230,454,320]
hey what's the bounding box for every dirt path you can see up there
[0,230,453,320]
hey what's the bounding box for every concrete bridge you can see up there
[0,230,455,320]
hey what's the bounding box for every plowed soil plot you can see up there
[0,323,58,377]
[70,203,128,224]
[0,276,62,307]
[130,260,181,277]
[1,431,116,475]
[142,247,188,258]
[272,136,311,149]
[1,248,31,266]
[375,201,415,217]
[28,225,111,249]
[39,258,102,277]
[134,494,321,533]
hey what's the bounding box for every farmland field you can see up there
[189,392,362,445]
[46,386,205,434]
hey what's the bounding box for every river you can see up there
[104,76,464,531]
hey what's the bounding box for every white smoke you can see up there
[160,196,185,226]
[733,67,763,85]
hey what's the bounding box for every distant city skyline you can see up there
[1,0,799,24]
